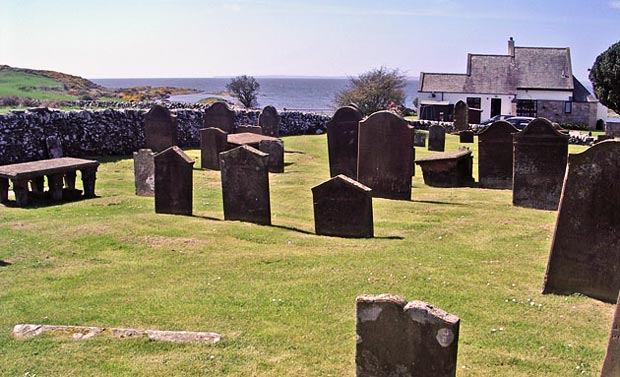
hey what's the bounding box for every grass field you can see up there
[0,70,77,101]
[0,133,613,376]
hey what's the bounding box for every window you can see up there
[516,100,537,117]
[466,97,481,109]
[564,101,572,113]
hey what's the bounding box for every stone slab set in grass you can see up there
[154,146,194,216]
[415,148,474,188]
[326,105,364,180]
[143,105,178,153]
[133,149,155,196]
[477,120,519,189]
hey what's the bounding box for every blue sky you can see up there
[1,0,618,81]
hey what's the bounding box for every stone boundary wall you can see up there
[0,107,330,165]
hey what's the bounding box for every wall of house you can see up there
[516,89,572,101]
[418,92,514,121]
[536,100,599,128]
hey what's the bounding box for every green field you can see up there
[0,134,612,376]
[0,70,77,101]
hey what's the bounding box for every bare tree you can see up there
[226,75,260,108]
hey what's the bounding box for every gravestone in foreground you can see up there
[356,294,460,377]
[542,140,620,303]
[477,120,519,189]
[204,101,235,134]
[220,145,271,225]
[154,146,194,215]
[601,291,620,376]
[133,149,155,196]
[312,175,373,238]
[258,105,281,137]
[200,127,229,170]
[428,124,446,152]
[357,111,414,200]
[144,105,178,152]
[327,105,364,179]
[453,100,469,132]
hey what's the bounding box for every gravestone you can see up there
[144,105,178,152]
[512,118,569,210]
[477,121,519,189]
[415,148,474,187]
[200,127,229,170]
[453,100,468,132]
[220,145,271,225]
[326,106,364,179]
[413,130,426,147]
[601,291,620,376]
[258,105,281,137]
[235,125,263,135]
[46,136,63,158]
[312,175,373,238]
[542,140,620,303]
[154,146,194,215]
[133,149,155,196]
[204,102,235,134]
[428,124,446,152]
[356,294,460,377]
[258,139,284,173]
[458,130,474,143]
[357,111,414,200]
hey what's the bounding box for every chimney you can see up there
[508,37,515,57]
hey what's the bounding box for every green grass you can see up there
[0,134,612,376]
[0,71,78,101]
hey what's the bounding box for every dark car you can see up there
[479,114,513,125]
[505,116,535,130]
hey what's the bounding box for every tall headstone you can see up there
[356,294,460,377]
[133,149,155,196]
[200,127,229,170]
[312,175,373,238]
[428,124,446,152]
[220,145,271,225]
[477,121,519,189]
[144,105,178,152]
[327,106,364,179]
[258,139,284,173]
[453,100,468,132]
[154,146,194,215]
[601,291,620,376]
[204,102,235,134]
[258,105,281,137]
[512,118,569,210]
[542,140,620,303]
[357,111,414,200]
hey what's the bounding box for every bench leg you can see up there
[0,178,8,203]
[47,174,64,201]
[31,176,45,193]
[13,179,29,206]
[81,168,97,198]
[65,171,77,190]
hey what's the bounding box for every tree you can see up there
[334,67,407,115]
[589,41,620,115]
[226,75,260,108]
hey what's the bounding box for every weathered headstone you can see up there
[258,139,284,173]
[327,106,364,179]
[200,127,229,170]
[458,130,474,143]
[415,148,474,187]
[258,105,281,137]
[144,105,178,152]
[413,130,427,147]
[477,121,519,189]
[453,100,469,132]
[356,294,460,377]
[312,175,373,238]
[46,136,63,158]
[204,102,235,134]
[512,118,569,210]
[357,111,414,200]
[220,145,271,225]
[601,291,620,376]
[154,146,194,215]
[542,140,620,303]
[428,124,446,152]
[133,149,155,196]
[235,125,263,135]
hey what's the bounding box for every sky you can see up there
[1,0,618,82]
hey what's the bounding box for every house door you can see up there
[491,98,502,117]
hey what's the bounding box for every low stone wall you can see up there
[0,107,330,165]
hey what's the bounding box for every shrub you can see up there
[334,67,406,116]
[226,75,260,109]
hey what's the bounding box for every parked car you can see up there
[505,116,535,130]
[479,114,513,125]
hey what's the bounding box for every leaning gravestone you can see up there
[144,105,178,152]
[356,294,460,377]
[512,118,569,210]
[220,145,271,225]
[258,139,284,173]
[428,124,446,152]
[477,121,519,189]
[601,291,620,376]
[326,106,364,179]
[312,174,373,238]
[200,127,229,170]
[542,140,620,303]
[357,111,414,200]
[133,149,155,196]
[415,148,474,187]
[204,102,235,134]
[453,100,468,132]
[154,146,194,215]
[258,105,281,137]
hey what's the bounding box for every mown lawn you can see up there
[0,133,612,376]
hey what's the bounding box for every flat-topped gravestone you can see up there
[453,100,468,132]
[258,105,281,137]
[458,130,474,143]
[356,294,460,377]
[601,291,620,376]
[513,118,569,210]
[204,102,235,134]
[327,106,364,179]
[477,121,519,189]
[154,146,194,215]
[542,140,620,303]
[133,149,155,196]
[144,105,178,152]
[312,175,373,238]
[413,130,427,147]
[428,124,446,152]
[46,136,63,158]
[415,148,474,187]
[200,127,229,170]
[258,139,284,173]
[220,145,271,225]
[235,125,263,135]
[357,111,414,200]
